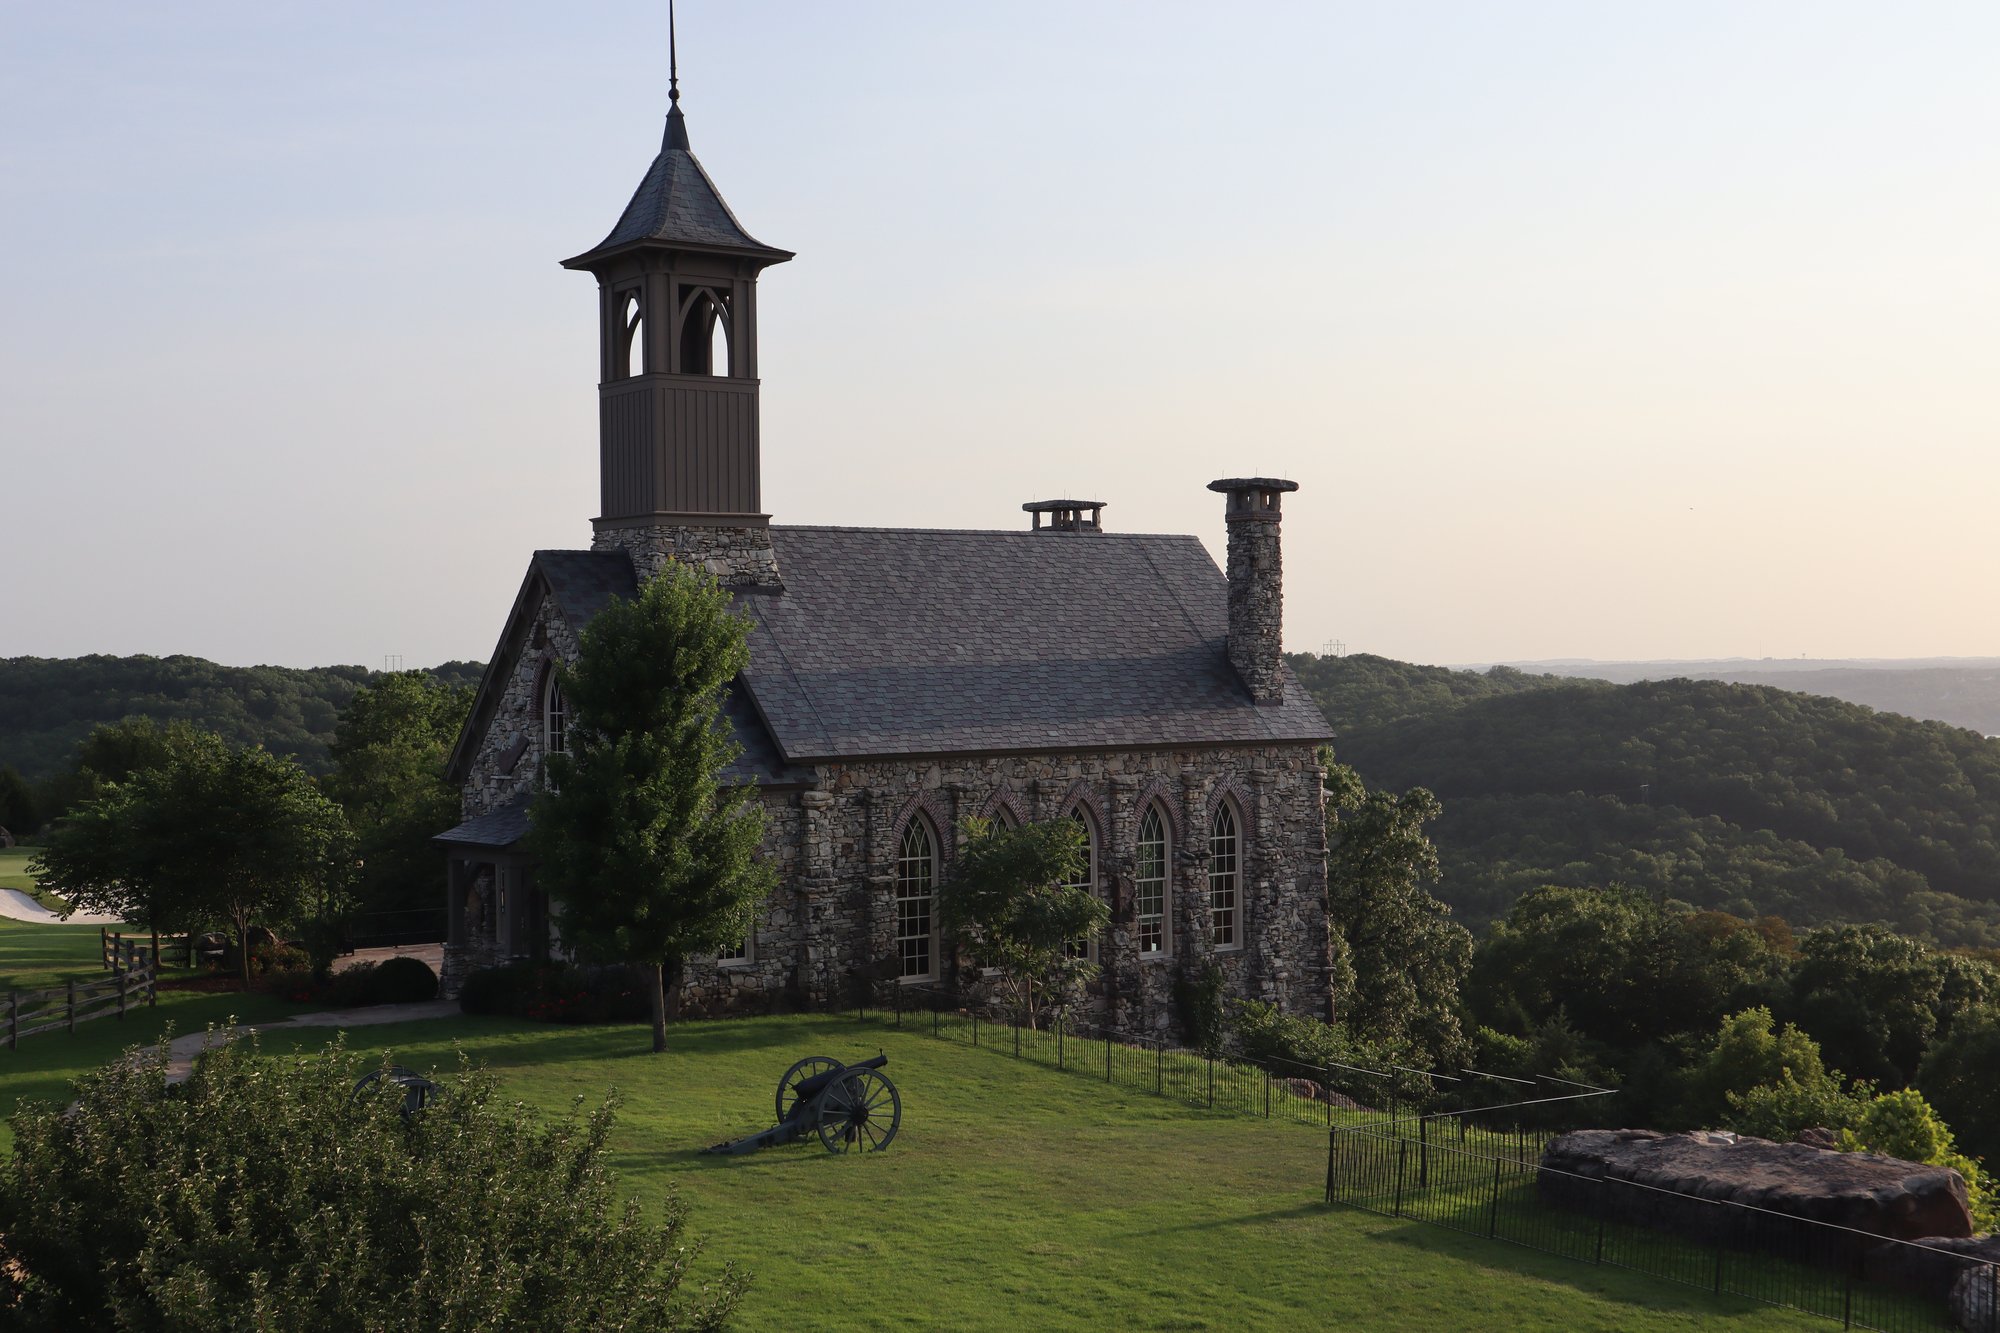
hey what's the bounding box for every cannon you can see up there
[703,1053,901,1155]
[352,1065,438,1120]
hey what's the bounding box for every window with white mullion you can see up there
[1063,808,1098,961]
[1209,803,1240,949]
[543,672,567,756]
[1135,805,1169,956]
[895,820,937,979]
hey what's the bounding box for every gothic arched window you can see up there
[1064,807,1099,961]
[895,817,937,979]
[677,284,731,376]
[619,290,645,378]
[1209,802,1240,949]
[542,671,567,758]
[1135,804,1170,956]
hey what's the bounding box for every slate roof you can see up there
[561,112,791,268]
[447,526,1330,809]
[739,527,1331,759]
[435,793,532,848]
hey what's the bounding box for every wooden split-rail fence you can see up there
[101,928,191,972]
[6,957,157,1050]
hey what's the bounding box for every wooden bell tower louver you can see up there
[560,30,792,533]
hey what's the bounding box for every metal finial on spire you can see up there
[663,0,691,151]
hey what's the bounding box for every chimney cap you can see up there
[1207,477,1299,494]
[1022,498,1107,512]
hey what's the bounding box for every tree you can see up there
[1684,1007,1867,1140]
[939,815,1105,1029]
[1918,1005,2000,1164]
[323,672,473,917]
[31,731,351,985]
[1322,752,1472,1068]
[528,564,774,1054]
[0,1030,744,1330]
[0,765,38,837]
[1787,925,1948,1087]
[1840,1088,1997,1232]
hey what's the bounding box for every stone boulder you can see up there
[1862,1234,2000,1306]
[1539,1129,1974,1258]
[1953,1263,1998,1333]
[1796,1127,1841,1151]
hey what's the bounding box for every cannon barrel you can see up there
[786,1054,889,1108]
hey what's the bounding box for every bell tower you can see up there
[562,18,792,586]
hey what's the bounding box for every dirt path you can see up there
[155,999,461,1083]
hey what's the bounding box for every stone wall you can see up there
[591,522,782,588]
[671,743,1332,1031]
[461,593,580,820]
[446,592,1333,1034]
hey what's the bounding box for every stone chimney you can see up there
[1207,478,1298,705]
[1022,499,1106,534]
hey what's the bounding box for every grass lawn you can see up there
[0,847,66,914]
[227,1011,1828,1332]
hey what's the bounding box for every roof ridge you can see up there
[771,524,1204,540]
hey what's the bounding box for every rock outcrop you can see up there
[1539,1129,1975,1248]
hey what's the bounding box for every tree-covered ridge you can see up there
[1285,651,1571,734]
[0,655,484,782]
[1291,656,2000,949]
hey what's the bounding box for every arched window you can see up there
[895,818,937,979]
[1135,804,1170,956]
[677,285,730,376]
[1064,807,1098,961]
[620,290,645,378]
[542,670,567,757]
[1209,802,1240,949]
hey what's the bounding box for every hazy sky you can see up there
[4,2,1996,669]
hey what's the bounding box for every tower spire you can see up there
[664,0,690,151]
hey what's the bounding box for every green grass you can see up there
[232,1011,1829,1332]
[0,847,66,913]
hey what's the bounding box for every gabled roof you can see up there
[561,111,792,269]
[443,551,807,793]
[435,793,533,849]
[738,526,1332,760]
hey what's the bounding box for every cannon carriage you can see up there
[703,1053,901,1156]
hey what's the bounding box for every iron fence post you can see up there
[973,1007,978,1046]
[1157,1042,1163,1094]
[1712,1241,1723,1297]
[1393,1139,1407,1217]
[1264,1074,1270,1119]
[1105,1031,1112,1083]
[1207,1054,1214,1108]
[1324,1128,1336,1203]
[1487,1155,1502,1238]
[1419,1114,1429,1189]
[1325,1063,1332,1128]
[1014,1017,1019,1058]
[1842,1270,1852,1329]
[1058,1018,1064,1070]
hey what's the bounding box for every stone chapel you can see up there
[435,67,1337,1033]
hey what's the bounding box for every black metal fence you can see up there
[1328,1121,1997,1332]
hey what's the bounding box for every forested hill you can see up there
[0,655,485,781]
[1293,654,2000,949]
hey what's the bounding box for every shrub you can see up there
[1840,1088,1998,1231]
[368,955,439,1003]
[0,1029,745,1330]
[1234,1001,1426,1105]
[1173,960,1227,1057]
[457,961,652,1025]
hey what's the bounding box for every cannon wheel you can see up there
[776,1056,845,1123]
[815,1067,900,1154]
[352,1065,437,1117]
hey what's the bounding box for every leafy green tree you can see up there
[1322,753,1472,1068]
[323,672,473,917]
[939,815,1104,1029]
[32,731,351,985]
[0,1030,743,1330]
[1684,1007,1867,1139]
[1917,1005,2000,1164]
[0,765,39,837]
[1787,925,1949,1087]
[1840,1088,1997,1232]
[528,564,774,1054]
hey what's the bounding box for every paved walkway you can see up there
[0,888,122,926]
[154,999,461,1084]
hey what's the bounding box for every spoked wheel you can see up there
[815,1068,901,1154]
[776,1056,844,1123]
